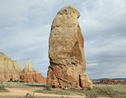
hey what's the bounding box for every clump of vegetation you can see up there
[0,85,4,90]
[19,80,25,83]
[8,78,24,83]
[25,93,34,98]
[44,85,51,91]
[95,87,116,97]
[34,84,126,97]
[0,85,8,92]
[8,78,13,82]
[60,95,69,98]
[8,78,20,82]
[86,93,98,98]
[68,86,117,97]
[82,87,92,90]
[35,88,70,95]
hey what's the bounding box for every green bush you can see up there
[8,78,13,82]
[8,78,19,82]
[19,80,25,83]
[13,80,19,82]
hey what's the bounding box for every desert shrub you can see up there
[96,87,116,97]
[8,78,13,82]
[0,85,8,92]
[82,87,92,90]
[12,80,19,82]
[44,85,51,90]
[19,80,25,83]
[87,87,92,90]
[60,95,69,98]
[0,85,4,90]
[8,78,20,82]
[86,93,98,98]
[61,96,65,98]
[26,93,34,98]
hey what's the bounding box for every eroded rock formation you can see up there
[0,52,21,82]
[0,52,46,83]
[20,59,46,83]
[79,73,92,88]
[47,5,92,89]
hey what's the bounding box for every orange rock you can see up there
[0,52,21,82]
[79,73,93,89]
[47,5,92,89]
[20,59,46,83]
[0,53,46,83]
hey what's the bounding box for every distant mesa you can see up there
[93,79,126,84]
[47,5,92,89]
[0,52,46,83]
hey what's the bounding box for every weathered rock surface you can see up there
[0,53,46,83]
[20,59,46,83]
[47,5,92,89]
[79,73,93,88]
[0,52,21,82]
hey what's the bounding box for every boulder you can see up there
[47,5,92,89]
[20,59,46,83]
[79,73,93,89]
[0,52,21,82]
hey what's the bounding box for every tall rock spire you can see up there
[20,58,46,83]
[47,5,92,89]
[23,58,34,72]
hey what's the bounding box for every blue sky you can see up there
[0,0,126,79]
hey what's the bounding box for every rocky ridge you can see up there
[0,52,46,83]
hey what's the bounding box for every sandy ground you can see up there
[0,87,86,98]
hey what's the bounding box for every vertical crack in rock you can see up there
[47,5,92,89]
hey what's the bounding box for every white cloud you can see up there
[0,0,126,78]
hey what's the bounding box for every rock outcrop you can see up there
[79,73,93,88]
[47,5,92,89]
[0,52,21,82]
[0,52,46,83]
[20,59,46,83]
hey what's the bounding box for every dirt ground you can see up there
[0,87,86,98]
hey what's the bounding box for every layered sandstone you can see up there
[0,53,46,83]
[20,59,46,83]
[47,5,92,89]
[0,52,21,82]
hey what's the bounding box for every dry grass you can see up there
[0,96,60,98]
[0,85,9,93]
[35,84,126,98]
[1,84,126,98]
[35,89,71,95]
[94,84,126,97]
[0,89,9,93]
